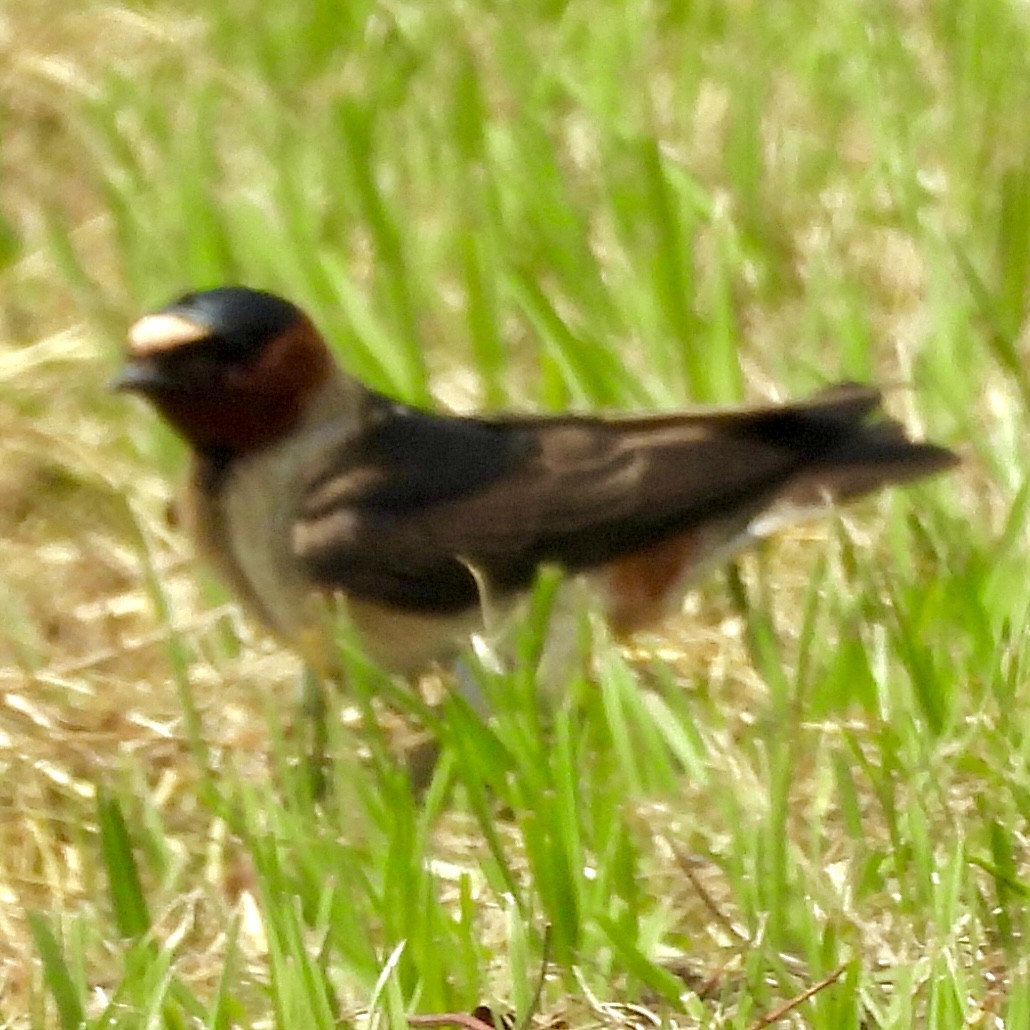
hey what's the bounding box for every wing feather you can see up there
[292,385,955,614]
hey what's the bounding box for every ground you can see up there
[0,1,1026,1027]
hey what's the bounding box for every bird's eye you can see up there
[161,348,228,385]
[206,333,258,362]
[177,334,261,366]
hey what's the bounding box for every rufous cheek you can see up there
[223,364,255,394]
[259,322,335,402]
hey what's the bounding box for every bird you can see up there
[115,286,957,719]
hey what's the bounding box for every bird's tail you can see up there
[601,384,957,632]
[769,383,958,512]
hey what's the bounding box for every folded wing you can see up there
[292,384,956,615]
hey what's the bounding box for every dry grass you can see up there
[0,0,1018,1026]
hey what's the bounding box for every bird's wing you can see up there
[292,385,956,615]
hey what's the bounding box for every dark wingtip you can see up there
[792,434,959,508]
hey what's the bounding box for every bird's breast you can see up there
[189,441,315,645]
[187,437,486,677]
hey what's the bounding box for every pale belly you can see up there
[195,448,486,678]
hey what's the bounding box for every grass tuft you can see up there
[1,0,1025,1024]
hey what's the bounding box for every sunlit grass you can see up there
[1,0,1028,1025]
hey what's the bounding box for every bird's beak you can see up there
[110,358,169,394]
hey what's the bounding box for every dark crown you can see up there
[162,287,301,357]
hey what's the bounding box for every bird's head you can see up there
[115,287,336,459]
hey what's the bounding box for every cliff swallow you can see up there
[116,286,957,692]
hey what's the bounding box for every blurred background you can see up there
[0,0,1025,1025]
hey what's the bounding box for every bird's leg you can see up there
[299,663,330,799]
[293,622,339,800]
[454,642,502,716]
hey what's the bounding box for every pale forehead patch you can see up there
[127,312,210,355]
